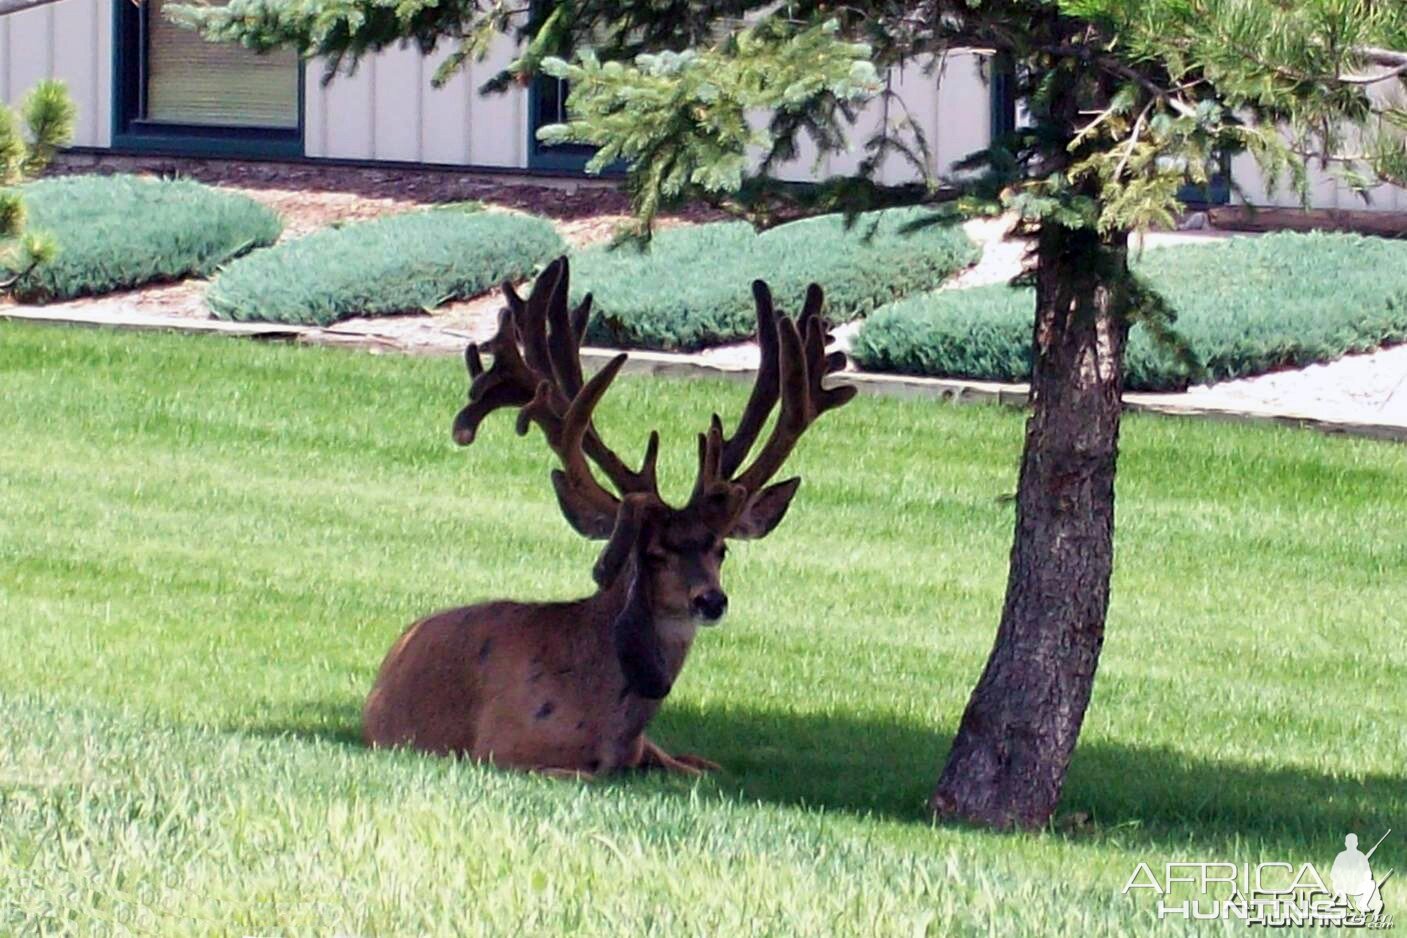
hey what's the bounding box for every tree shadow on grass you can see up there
[242,697,1404,856]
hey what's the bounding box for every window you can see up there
[144,1,298,128]
[114,0,303,157]
[527,74,599,172]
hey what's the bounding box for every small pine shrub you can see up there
[852,232,1407,391]
[208,207,564,326]
[1,80,75,292]
[6,174,281,302]
[571,208,980,351]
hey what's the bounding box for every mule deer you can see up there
[363,257,855,776]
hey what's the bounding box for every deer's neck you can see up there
[588,570,698,697]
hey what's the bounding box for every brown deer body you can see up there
[363,550,706,773]
[363,258,854,777]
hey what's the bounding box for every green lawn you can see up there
[2,323,1404,936]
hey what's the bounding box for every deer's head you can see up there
[453,257,855,697]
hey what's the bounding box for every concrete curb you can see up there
[5,305,1406,445]
[588,347,1407,442]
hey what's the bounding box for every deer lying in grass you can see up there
[363,257,855,777]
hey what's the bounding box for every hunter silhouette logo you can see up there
[1123,829,1395,927]
[1332,832,1393,919]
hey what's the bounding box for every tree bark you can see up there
[930,222,1132,830]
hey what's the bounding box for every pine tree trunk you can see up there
[930,223,1132,830]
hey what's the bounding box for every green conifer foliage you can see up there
[0,79,74,291]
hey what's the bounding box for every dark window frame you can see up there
[1179,153,1232,208]
[527,73,606,173]
[990,54,1017,141]
[111,0,305,159]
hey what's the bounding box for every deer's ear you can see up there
[696,483,748,533]
[729,478,801,540]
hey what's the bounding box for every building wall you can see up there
[1229,151,1407,213]
[303,35,528,168]
[769,49,996,186]
[1,0,1403,212]
[1228,81,1407,213]
[0,0,112,148]
[301,39,989,181]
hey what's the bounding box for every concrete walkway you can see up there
[5,215,1405,442]
[6,295,1406,443]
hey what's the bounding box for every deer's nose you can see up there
[691,590,728,622]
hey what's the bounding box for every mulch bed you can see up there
[1209,205,1407,238]
[48,152,724,244]
[27,153,727,324]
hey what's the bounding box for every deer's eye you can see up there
[644,548,669,566]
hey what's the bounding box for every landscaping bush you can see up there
[208,207,565,326]
[852,232,1407,391]
[4,174,281,302]
[572,208,980,350]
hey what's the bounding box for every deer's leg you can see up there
[637,737,719,776]
[672,752,722,772]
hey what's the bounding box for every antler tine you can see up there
[570,293,593,345]
[797,281,825,329]
[718,281,784,478]
[583,428,659,496]
[635,430,661,494]
[530,257,658,499]
[730,287,857,496]
[546,353,632,534]
[456,258,660,505]
[545,257,585,398]
[795,282,846,374]
[515,380,562,444]
[516,258,561,381]
[689,415,727,505]
[452,307,538,446]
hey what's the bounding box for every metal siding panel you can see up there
[0,0,109,148]
[371,42,422,162]
[1229,151,1273,207]
[466,34,526,169]
[748,51,994,186]
[910,54,945,185]
[1304,162,1340,210]
[302,60,326,158]
[4,3,54,104]
[1231,144,1407,211]
[773,128,824,184]
[872,53,947,185]
[420,44,472,165]
[92,0,110,146]
[51,0,102,145]
[822,78,880,181]
[932,52,990,178]
[317,58,376,159]
[1,18,10,103]
[1359,179,1403,213]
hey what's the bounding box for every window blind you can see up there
[145,0,299,129]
